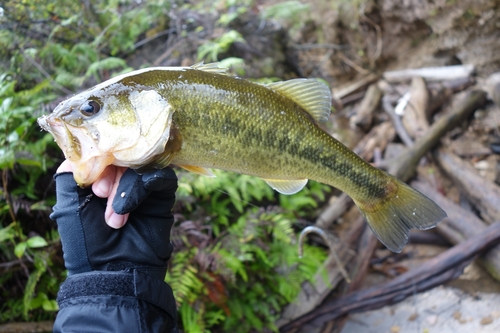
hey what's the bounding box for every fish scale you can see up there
[38,62,446,252]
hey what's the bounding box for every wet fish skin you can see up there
[38,63,446,252]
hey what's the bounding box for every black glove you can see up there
[52,167,177,277]
[51,168,178,333]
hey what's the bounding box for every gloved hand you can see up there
[51,165,178,333]
[52,167,177,276]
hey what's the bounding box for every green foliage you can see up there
[197,30,246,62]
[261,1,310,21]
[0,220,61,322]
[0,75,55,170]
[171,171,328,332]
[1,0,171,89]
[261,1,311,32]
[0,0,331,330]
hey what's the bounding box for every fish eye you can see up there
[80,101,101,116]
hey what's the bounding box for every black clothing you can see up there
[51,169,178,332]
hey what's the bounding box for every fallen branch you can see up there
[349,83,382,131]
[412,179,500,281]
[386,89,487,180]
[382,95,414,147]
[353,121,396,162]
[297,221,380,333]
[280,221,500,332]
[383,64,475,82]
[332,73,379,101]
[314,193,352,229]
[276,217,364,328]
[435,148,500,224]
[402,76,430,139]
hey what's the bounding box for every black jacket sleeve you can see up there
[53,270,178,333]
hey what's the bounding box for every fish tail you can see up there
[354,177,447,253]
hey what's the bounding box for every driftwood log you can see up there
[280,222,500,332]
[383,64,475,83]
[412,180,500,281]
[435,148,500,224]
[401,76,430,139]
[276,216,364,328]
[349,83,382,131]
[332,73,379,102]
[296,220,380,333]
[387,89,487,180]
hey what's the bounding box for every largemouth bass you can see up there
[38,63,446,252]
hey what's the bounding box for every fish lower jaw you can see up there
[72,154,115,187]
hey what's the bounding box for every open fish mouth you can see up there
[38,112,115,187]
[38,114,82,162]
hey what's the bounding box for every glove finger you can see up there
[139,168,178,216]
[51,172,98,275]
[142,167,178,192]
[112,167,178,214]
[112,168,149,214]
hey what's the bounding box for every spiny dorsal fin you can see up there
[267,79,332,123]
[191,62,235,76]
[262,178,308,195]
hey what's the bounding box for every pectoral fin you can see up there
[262,178,308,195]
[178,165,216,177]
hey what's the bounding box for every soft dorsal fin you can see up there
[267,79,332,123]
[191,62,235,76]
[262,178,308,195]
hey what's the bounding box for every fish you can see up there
[38,62,446,252]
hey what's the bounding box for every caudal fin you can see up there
[354,179,447,253]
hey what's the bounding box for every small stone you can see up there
[390,325,400,333]
[453,311,467,324]
[480,316,493,325]
[408,313,418,321]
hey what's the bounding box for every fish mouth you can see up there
[38,113,115,187]
[38,114,82,162]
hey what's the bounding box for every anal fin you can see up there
[262,178,308,195]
